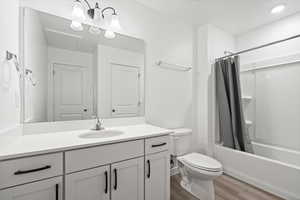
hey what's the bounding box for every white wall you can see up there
[97,45,145,118]
[47,47,94,120]
[24,8,48,123]
[195,24,235,154]
[237,12,300,65]
[0,0,22,144]
[20,0,193,131]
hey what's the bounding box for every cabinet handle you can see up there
[151,142,167,148]
[55,184,59,200]
[104,171,108,194]
[114,168,118,190]
[147,160,151,178]
[14,165,51,175]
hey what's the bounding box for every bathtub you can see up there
[252,141,300,167]
[214,144,300,200]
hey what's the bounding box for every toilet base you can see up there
[180,178,215,200]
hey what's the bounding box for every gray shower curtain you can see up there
[215,56,253,153]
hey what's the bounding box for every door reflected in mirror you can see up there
[22,8,145,123]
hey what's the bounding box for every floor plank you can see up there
[171,174,283,200]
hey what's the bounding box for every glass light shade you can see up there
[72,0,85,22]
[89,26,102,35]
[271,4,285,14]
[104,30,116,39]
[109,14,121,32]
[93,6,101,22]
[70,20,83,31]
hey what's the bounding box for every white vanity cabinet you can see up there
[0,135,170,200]
[111,157,144,200]
[65,165,110,200]
[145,136,170,200]
[65,157,144,200]
[0,177,62,200]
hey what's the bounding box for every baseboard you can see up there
[224,167,299,200]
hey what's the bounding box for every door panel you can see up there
[111,64,140,117]
[65,165,110,200]
[111,157,144,200]
[0,177,62,200]
[53,63,91,121]
[145,151,170,200]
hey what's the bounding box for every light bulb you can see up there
[72,0,85,22]
[89,26,101,35]
[70,20,83,31]
[104,30,116,39]
[109,14,121,32]
[271,4,285,14]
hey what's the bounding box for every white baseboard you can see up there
[224,167,299,200]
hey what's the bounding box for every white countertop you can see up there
[0,124,172,160]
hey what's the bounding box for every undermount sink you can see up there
[79,129,124,139]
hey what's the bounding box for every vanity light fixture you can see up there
[271,4,285,14]
[70,0,121,39]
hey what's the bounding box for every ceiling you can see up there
[38,11,145,53]
[134,0,300,35]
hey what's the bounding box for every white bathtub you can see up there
[252,142,300,167]
[214,144,300,200]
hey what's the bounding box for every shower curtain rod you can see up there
[216,33,300,60]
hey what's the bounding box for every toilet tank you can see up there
[170,128,192,156]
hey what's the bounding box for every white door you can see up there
[111,64,140,117]
[65,165,110,200]
[0,177,62,200]
[145,151,170,200]
[111,157,144,200]
[53,63,91,121]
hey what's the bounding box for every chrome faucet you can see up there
[92,116,105,131]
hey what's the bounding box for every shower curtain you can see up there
[215,56,253,153]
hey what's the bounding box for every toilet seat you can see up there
[178,153,222,172]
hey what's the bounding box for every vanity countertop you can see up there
[0,124,172,160]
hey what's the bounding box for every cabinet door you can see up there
[0,177,62,200]
[145,151,170,200]
[65,165,110,200]
[111,157,144,200]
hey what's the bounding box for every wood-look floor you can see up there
[171,174,284,200]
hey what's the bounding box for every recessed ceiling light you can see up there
[271,4,286,14]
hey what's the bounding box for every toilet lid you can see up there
[180,153,222,172]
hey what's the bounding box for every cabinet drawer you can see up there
[0,153,63,189]
[0,176,62,200]
[145,135,170,155]
[65,140,144,173]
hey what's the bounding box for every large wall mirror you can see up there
[21,8,145,123]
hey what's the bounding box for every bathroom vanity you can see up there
[0,124,171,200]
[0,6,172,200]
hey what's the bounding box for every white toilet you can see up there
[170,128,223,200]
